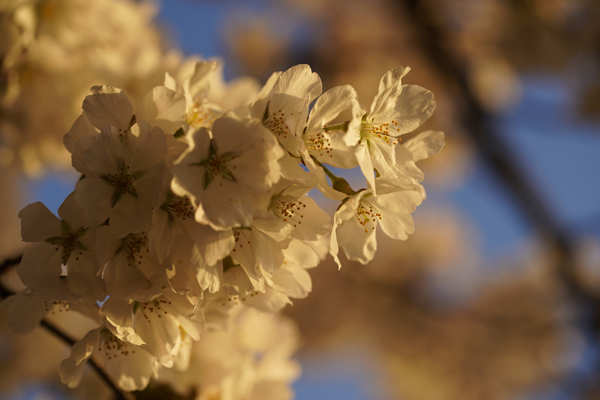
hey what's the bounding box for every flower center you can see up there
[116,233,149,267]
[190,139,239,189]
[99,329,136,359]
[135,297,173,321]
[360,121,401,145]
[160,191,195,223]
[305,130,333,159]
[273,198,307,228]
[263,108,292,141]
[186,101,219,128]
[45,220,88,264]
[100,159,145,207]
[355,201,381,233]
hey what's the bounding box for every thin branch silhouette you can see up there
[0,279,133,400]
[0,253,21,274]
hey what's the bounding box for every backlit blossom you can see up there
[60,326,159,391]
[355,67,439,192]
[2,59,444,397]
[66,88,170,236]
[172,115,284,230]
[17,193,104,301]
[159,307,300,400]
[151,190,235,295]
[330,178,425,267]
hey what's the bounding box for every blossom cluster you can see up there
[1,59,443,397]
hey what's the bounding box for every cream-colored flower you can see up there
[150,190,235,295]
[225,185,329,295]
[159,307,300,400]
[66,88,170,236]
[60,326,159,391]
[303,84,362,168]
[253,66,365,201]
[94,227,165,302]
[172,115,284,230]
[101,291,200,368]
[17,193,104,300]
[355,67,441,192]
[153,60,221,132]
[330,178,425,267]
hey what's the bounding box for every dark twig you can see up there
[38,320,132,399]
[0,280,133,400]
[0,253,21,274]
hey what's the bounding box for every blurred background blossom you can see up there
[1,0,600,399]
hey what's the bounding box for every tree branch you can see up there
[0,280,133,400]
[395,0,600,386]
[396,0,600,306]
[0,253,21,274]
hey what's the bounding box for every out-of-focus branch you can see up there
[395,4,600,394]
[0,280,133,400]
[396,0,600,314]
[0,253,21,274]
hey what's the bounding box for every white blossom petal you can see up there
[370,84,436,136]
[82,87,134,132]
[403,130,446,162]
[272,64,322,103]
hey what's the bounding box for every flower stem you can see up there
[323,121,350,132]
[310,156,356,196]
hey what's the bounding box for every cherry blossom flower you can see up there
[330,178,425,267]
[159,307,300,400]
[355,67,441,192]
[65,87,170,236]
[150,190,235,294]
[101,291,200,368]
[60,326,159,391]
[172,115,284,230]
[17,197,95,298]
